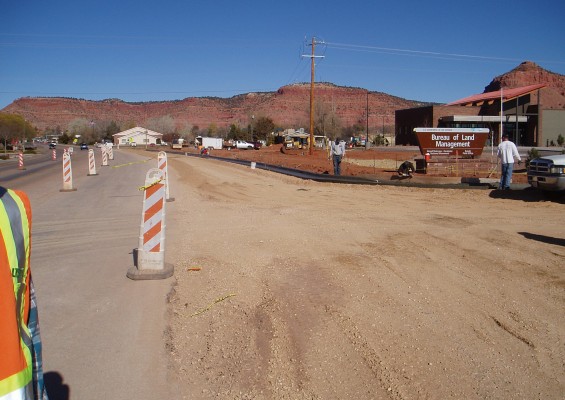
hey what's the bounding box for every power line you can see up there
[325,41,565,65]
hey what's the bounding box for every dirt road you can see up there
[164,154,564,399]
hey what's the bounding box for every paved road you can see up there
[1,146,178,399]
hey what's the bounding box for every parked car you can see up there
[130,142,137,147]
[250,141,263,150]
[80,143,88,150]
[49,142,57,149]
[527,154,565,194]
[234,140,254,150]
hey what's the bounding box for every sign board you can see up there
[414,128,489,157]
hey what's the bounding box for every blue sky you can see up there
[1,0,564,110]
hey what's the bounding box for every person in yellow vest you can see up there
[0,187,48,400]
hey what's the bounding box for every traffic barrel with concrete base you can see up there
[157,151,174,202]
[108,145,114,160]
[60,150,77,192]
[52,149,57,161]
[127,168,174,280]
[87,148,98,176]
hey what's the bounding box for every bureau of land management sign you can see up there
[414,128,489,157]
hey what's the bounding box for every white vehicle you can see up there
[197,137,223,150]
[234,140,254,150]
[527,154,565,193]
[171,138,184,149]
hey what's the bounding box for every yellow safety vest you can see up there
[0,188,34,399]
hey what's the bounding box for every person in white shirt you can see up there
[497,134,521,190]
[330,138,346,176]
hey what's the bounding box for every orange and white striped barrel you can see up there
[139,168,166,253]
[18,151,26,170]
[87,148,98,176]
[60,149,77,192]
[157,151,173,201]
[127,168,173,280]
[101,146,109,166]
[52,149,57,161]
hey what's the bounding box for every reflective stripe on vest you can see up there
[0,188,33,399]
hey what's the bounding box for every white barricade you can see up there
[87,149,98,176]
[127,168,174,280]
[60,150,77,192]
[157,151,174,202]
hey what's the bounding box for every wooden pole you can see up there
[309,37,315,156]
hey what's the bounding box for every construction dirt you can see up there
[177,145,529,184]
[163,147,563,399]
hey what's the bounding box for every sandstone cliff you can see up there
[3,62,564,133]
[1,83,424,133]
[484,61,565,109]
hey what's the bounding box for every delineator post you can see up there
[101,146,109,166]
[87,149,98,176]
[127,168,174,280]
[18,151,26,170]
[60,150,77,192]
[157,151,174,202]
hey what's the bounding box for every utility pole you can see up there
[365,91,370,150]
[302,37,324,155]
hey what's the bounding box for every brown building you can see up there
[395,84,557,147]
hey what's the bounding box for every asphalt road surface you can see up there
[1,146,178,400]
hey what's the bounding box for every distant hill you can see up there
[0,83,426,133]
[2,62,564,133]
[484,61,565,109]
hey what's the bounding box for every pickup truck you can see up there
[527,154,565,193]
[224,140,254,150]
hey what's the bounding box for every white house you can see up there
[113,127,163,147]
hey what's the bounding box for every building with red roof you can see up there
[395,83,564,147]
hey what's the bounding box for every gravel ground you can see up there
[164,153,564,399]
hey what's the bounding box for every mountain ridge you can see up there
[2,62,564,133]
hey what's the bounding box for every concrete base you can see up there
[126,263,174,280]
[59,188,78,192]
[87,173,99,176]
[126,248,174,280]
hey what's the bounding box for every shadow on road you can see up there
[518,232,565,247]
[489,188,565,203]
[44,371,70,400]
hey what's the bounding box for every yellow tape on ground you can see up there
[190,293,236,317]
[112,158,152,169]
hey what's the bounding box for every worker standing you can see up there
[330,138,346,176]
[497,134,522,190]
[0,187,49,400]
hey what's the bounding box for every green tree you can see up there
[0,113,34,152]
[59,132,72,144]
[227,124,241,140]
[207,123,218,136]
[557,134,564,146]
[253,116,275,140]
